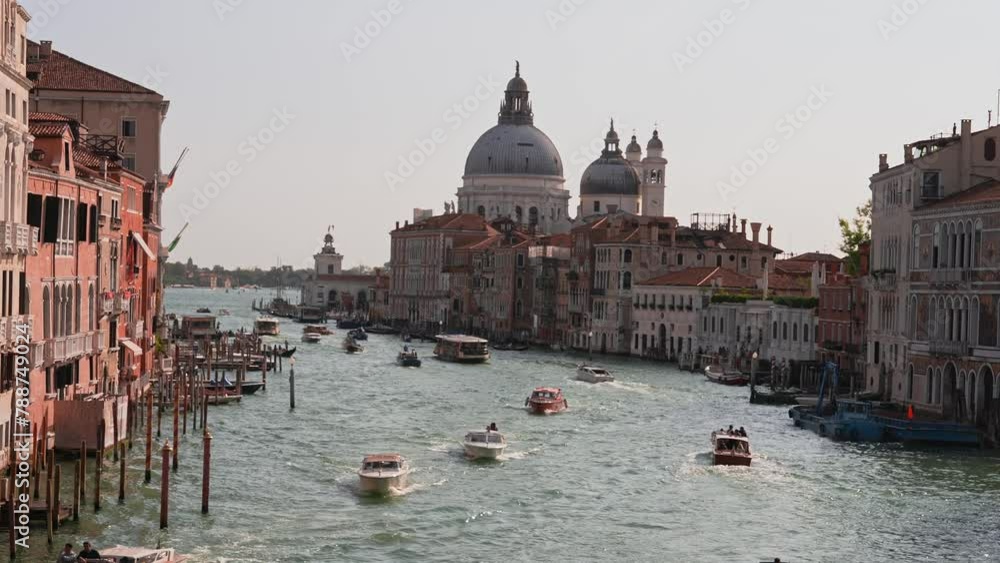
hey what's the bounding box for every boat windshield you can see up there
[716,439,749,454]
[467,433,503,443]
[533,391,557,399]
[363,461,400,471]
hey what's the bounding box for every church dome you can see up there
[626,134,642,154]
[463,62,563,178]
[580,120,640,196]
[647,129,663,150]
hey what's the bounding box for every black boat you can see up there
[348,328,368,341]
[275,346,296,358]
[196,307,211,313]
[397,346,421,367]
[337,319,363,329]
[366,324,399,335]
[206,376,264,396]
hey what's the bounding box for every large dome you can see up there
[464,123,564,177]
[580,120,640,196]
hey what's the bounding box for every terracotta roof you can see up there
[73,146,106,169]
[916,179,1000,212]
[29,122,69,138]
[541,233,571,247]
[392,213,496,234]
[638,266,757,289]
[30,111,75,122]
[28,41,160,95]
[787,252,842,263]
[766,272,810,291]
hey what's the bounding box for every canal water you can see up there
[22,288,1000,562]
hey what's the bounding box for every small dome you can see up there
[647,129,663,150]
[506,60,528,92]
[626,134,642,154]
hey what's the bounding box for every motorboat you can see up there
[397,346,421,367]
[303,324,332,335]
[344,335,364,353]
[704,364,749,386]
[195,307,211,313]
[463,429,507,460]
[366,323,400,335]
[576,365,614,383]
[254,316,280,336]
[302,332,322,343]
[337,318,363,329]
[218,309,231,316]
[206,376,263,396]
[433,335,490,363]
[348,327,368,341]
[525,387,568,415]
[357,454,410,494]
[711,430,752,466]
[83,545,188,562]
[275,346,297,358]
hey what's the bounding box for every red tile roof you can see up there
[788,252,842,263]
[30,111,75,122]
[28,41,160,94]
[392,213,497,234]
[29,122,69,138]
[638,266,757,289]
[916,179,1000,212]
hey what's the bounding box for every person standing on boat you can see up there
[78,542,101,561]
[56,544,77,563]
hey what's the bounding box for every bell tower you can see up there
[641,129,667,217]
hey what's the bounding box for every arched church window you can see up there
[529,207,538,226]
[624,249,632,263]
[477,205,485,217]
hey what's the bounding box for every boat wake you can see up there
[602,380,653,394]
[497,447,540,461]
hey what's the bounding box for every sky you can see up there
[20,0,1000,270]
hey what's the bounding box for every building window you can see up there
[782,322,788,340]
[122,118,137,138]
[921,171,941,198]
[716,255,722,267]
[476,205,485,217]
[623,249,632,263]
[986,138,997,161]
[63,142,71,171]
[623,272,631,290]
[677,254,684,266]
[529,207,538,226]
[123,153,137,172]
[593,200,600,213]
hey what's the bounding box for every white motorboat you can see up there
[88,545,188,562]
[301,332,322,343]
[576,365,614,383]
[463,429,507,460]
[254,316,280,336]
[357,453,410,494]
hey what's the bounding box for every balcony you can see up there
[929,340,969,357]
[43,333,89,366]
[871,268,897,290]
[591,288,606,296]
[128,320,144,341]
[29,226,38,255]
[110,217,123,230]
[0,221,11,254]
[14,224,30,255]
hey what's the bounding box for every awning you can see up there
[132,232,156,261]
[120,338,143,355]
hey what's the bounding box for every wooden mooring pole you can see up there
[79,440,87,502]
[94,422,103,512]
[172,375,180,472]
[289,362,296,410]
[145,389,153,483]
[160,442,171,529]
[72,460,80,521]
[53,464,61,531]
[201,431,212,514]
[118,443,126,502]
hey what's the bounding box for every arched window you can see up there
[623,272,632,290]
[88,284,95,331]
[932,223,940,268]
[528,207,538,226]
[926,367,934,403]
[515,300,523,317]
[716,255,722,267]
[623,249,632,263]
[782,322,788,340]
[515,206,523,223]
[907,365,914,400]
[772,321,778,339]
[803,323,810,343]
[661,252,667,265]
[986,137,997,161]
[912,225,920,269]
[516,277,523,289]
[593,200,600,213]
[476,205,485,217]
[974,219,983,268]
[792,323,798,341]
[42,286,50,339]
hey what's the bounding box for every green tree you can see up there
[838,199,872,275]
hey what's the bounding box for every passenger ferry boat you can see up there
[525,387,568,414]
[433,335,490,363]
[254,316,280,336]
[303,324,332,335]
[711,431,752,466]
[357,454,410,494]
[463,429,507,460]
[576,365,614,383]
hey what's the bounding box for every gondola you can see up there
[275,346,296,358]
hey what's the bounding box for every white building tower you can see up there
[640,129,667,217]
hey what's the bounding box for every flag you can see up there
[166,222,189,253]
[166,147,190,188]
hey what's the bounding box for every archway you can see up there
[942,362,957,420]
[978,365,994,428]
[658,324,666,354]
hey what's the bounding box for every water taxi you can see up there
[433,335,490,363]
[397,346,421,367]
[254,316,280,336]
[303,324,332,335]
[525,387,568,414]
[348,327,368,341]
[711,430,752,466]
[302,332,322,343]
[358,454,410,494]
[576,365,614,383]
[344,335,364,353]
[704,364,749,386]
[463,428,507,460]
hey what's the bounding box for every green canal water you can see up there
[21,288,1000,562]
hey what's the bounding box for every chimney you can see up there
[766,225,773,247]
[961,118,972,190]
[750,222,761,245]
[395,221,399,230]
[39,40,52,59]
[404,220,409,227]
[904,144,914,164]
[878,153,888,172]
[740,218,747,237]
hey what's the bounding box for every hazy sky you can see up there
[21,0,1000,270]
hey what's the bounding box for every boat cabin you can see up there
[465,431,505,444]
[531,387,562,401]
[361,454,405,472]
[714,435,750,454]
[434,335,490,362]
[179,315,217,340]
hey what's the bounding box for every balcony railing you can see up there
[111,217,123,230]
[0,221,12,254]
[929,340,968,357]
[43,333,89,365]
[15,224,30,255]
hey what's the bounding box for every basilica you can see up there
[455,63,668,229]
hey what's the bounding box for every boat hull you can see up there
[463,443,506,460]
[576,373,614,384]
[713,452,751,466]
[528,400,567,415]
[398,358,421,367]
[358,473,407,494]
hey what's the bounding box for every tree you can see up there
[839,199,872,275]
